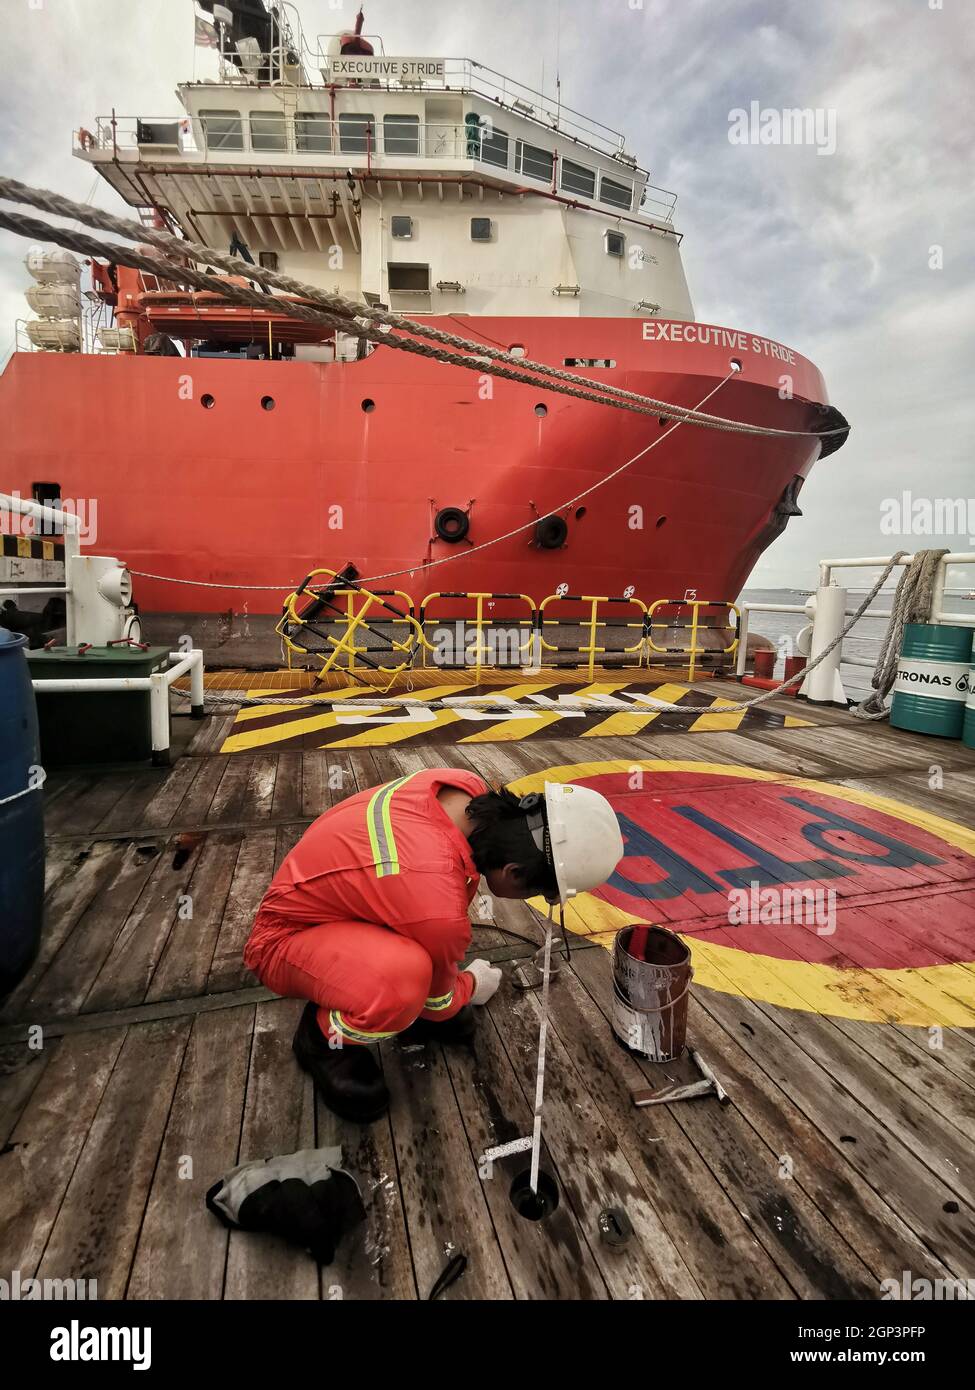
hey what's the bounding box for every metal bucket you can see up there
[610,925,692,1062]
[890,623,972,738]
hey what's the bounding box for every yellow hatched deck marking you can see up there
[221,687,383,751]
[231,686,374,724]
[460,680,634,743]
[324,683,502,748]
[581,682,692,737]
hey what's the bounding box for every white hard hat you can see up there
[539,781,624,903]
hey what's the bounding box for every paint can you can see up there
[611,924,692,1062]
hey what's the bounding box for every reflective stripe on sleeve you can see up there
[424,990,454,1012]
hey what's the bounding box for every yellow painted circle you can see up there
[513,759,975,1027]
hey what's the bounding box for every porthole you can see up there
[361,398,376,413]
[508,344,527,358]
[261,395,275,411]
[575,506,587,520]
[201,394,215,409]
[534,403,548,417]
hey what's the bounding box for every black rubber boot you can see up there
[398,1004,477,1047]
[292,1002,389,1123]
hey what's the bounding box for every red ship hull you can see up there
[0,316,839,616]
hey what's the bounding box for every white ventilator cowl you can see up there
[544,781,624,902]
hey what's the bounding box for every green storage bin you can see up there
[27,645,171,765]
[890,624,971,738]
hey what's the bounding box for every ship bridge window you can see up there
[200,110,243,152]
[250,111,288,152]
[564,358,616,368]
[479,125,509,169]
[296,112,332,153]
[388,263,430,293]
[384,114,420,155]
[339,113,375,154]
[605,230,626,257]
[600,174,633,211]
[560,159,596,199]
[391,216,413,239]
[259,252,278,270]
[515,140,554,183]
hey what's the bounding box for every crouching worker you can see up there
[244,767,623,1123]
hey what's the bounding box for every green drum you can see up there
[890,623,972,738]
[963,645,975,750]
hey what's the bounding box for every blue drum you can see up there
[0,630,45,996]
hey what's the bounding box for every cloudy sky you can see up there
[1,0,972,588]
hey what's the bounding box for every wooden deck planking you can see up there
[2,693,974,1300]
[35,1020,190,1299]
[223,999,319,1300]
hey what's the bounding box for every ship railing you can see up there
[309,48,630,163]
[536,593,650,682]
[645,599,741,684]
[77,113,677,225]
[416,592,538,684]
[276,569,423,679]
[273,583,749,685]
[736,551,975,704]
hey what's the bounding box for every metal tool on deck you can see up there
[481,901,559,1216]
[631,1048,730,1106]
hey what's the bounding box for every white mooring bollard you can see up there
[799,583,848,704]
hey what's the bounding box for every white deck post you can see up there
[799,584,848,704]
[149,671,172,765]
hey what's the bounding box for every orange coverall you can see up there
[244,768,485,1043]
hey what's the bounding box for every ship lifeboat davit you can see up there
[136,277,335,345]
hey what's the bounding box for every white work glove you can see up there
[464,958,502,1005]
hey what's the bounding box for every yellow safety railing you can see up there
[537,593,648,682]
[274,573,742,686]
[277,568,423,679]
[417,591,537,684]
[645,599,740,681]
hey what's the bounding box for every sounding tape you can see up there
[480,903,560,1194]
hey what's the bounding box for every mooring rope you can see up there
[850,549,949,721]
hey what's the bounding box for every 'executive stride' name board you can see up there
[329,56,446,82]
